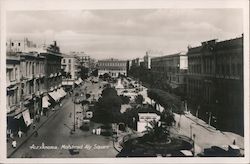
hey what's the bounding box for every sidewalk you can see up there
[184,112,217,133]
[7,96,69,158]
[173,112,244,155]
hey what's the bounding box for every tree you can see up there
[147,89,184,114]
[144,120,170,142]
[120,95,130,104]
[80,66,89,80]
[93,87,122,123]
[91,69,98,77]
[134,94,144,105]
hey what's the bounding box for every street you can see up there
[9,77,244,157]
[10,81,118,158]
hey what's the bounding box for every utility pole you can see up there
[73,84,76,132]
[208,112,212,125]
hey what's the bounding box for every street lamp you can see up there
[190,123,195,139]
[206,111,212,125]
[193,133,196,156]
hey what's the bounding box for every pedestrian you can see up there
[92,128,96,134]
[34,131,38,137]
[177,122,180,130]
[18,130,22,138]
[233,139,236,145]
[33,123,36,130]
[12,140,17,148]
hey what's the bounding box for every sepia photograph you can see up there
[0,0,249,163]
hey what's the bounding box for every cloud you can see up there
[7,9,243,59]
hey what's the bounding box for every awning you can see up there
[49,91,59,101]
[78,78,83,83]
[42,96,51,108]
[61,88,67,96]
[75,80,81,85]
[22,109,32,126]
[55,89,63,99]
[58,88,67,97]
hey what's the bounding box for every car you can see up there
[97,125,113,136]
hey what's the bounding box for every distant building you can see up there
[143,50,163,69]
[98,58,127,77]
[187,35,243,135]
[70,51,90,68]
[6,38,37,53]
[151,52,188,97]
[131,58,143,67]
[61,54,80,80]
[61,54,81,89]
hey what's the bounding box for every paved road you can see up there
[11,88,118,158]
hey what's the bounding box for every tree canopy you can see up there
[93,87,122,123]
[147,89,184,114]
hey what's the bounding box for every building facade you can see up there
[70,51,90,68]
[98,58,127,77]
[131,58,143,67]
[151,52,188,98]
[6,39,65,136]
[61,54,81,89]
[61,54,80,80]
[143,50,163,69]
[6,46,46,134]
[187,36,243,135]
[19,52,46,120]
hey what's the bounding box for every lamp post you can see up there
[190,123,195,139]
[206,111,212,125]
[193,133,196,156]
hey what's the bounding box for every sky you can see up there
[7,9,243,60]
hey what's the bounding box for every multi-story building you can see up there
[6,38,37,53]
[70,51,90,68]
[61,54,81,90]
[6,52,21,125]
[98,58,127,77]
[6,48,46,134]
[40,41,62,92]
[6,39,65,135]
[151,52,188,97]
[19,52,46,120]
[61,54,80,80]
[187,35,243,135]
[143,50,163,69]
[131,58,143,67]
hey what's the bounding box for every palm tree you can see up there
[144,120,170,142]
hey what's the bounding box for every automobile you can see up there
[97,125,113,136]
[69,148,80,155]
[122,90,128,93]
[80,119,90,131]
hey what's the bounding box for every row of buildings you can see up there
[6,39,93,135]
[128,35,244,135]
[6,39,64,134]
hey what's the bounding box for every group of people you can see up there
[92,128,101,135]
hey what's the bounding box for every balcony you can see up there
[7,79,17,87]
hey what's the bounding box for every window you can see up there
[68,59,71,63]
[63,59,66,63]
[11,42,14,46]
[18,43,21,46]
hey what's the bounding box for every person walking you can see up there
[12,140,17,148]
[18,130,22,138]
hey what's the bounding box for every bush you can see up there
[120,95,130,104]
